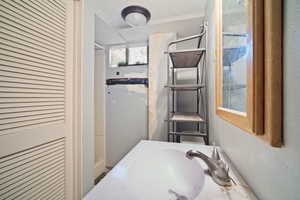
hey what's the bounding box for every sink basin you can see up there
[84,141,256,200]
[122,149,205,200]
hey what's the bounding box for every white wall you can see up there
[82,0,102,195]
[94,50,106,178]
[206,0,300,200]
[148,33,176,141]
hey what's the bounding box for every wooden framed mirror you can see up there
[215,0,283,147]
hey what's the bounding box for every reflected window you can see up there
[109,46,126,67]
[128,46,148,65]
[109,45,148,67]
[222,0,249,112]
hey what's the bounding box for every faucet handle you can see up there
[212,148,229,172]
[211,147,221,161]
[226,165,230,175]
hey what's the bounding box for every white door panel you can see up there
[0,0,74,199]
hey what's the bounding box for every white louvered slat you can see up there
[1,162,65,199]
[0,59,64,76]
[0,105,64,114]
[0,91,63,100]
[1,1,65,39]
[0,28,65,60]
[0,70,64,84]
[0,151,64,178]
[0,76,64,88]
[26,0,65,26]
[0,81,64,91]
[0,65,64,80]
[0,15,64,50]
[0,15,64,51]
[20,0,65,29]
[0,37,65,63]
[0,87,64,94]
[0,98,64,104]
[0,108,64,120]
[30,0,66,20]
[0,159,64,195]
[0,3,65,43]
[51,0,66,12]
[0,48,64,69]
[13,173,64,200]
[32,181,64,200]
[7,0,65,32]
[0,45,64,68]
[0,21,65,54]
[0,150,64,182]
[0,54,64,74]
[0,102,64,109]
[0,93,64,98]
[0,117,65,134]
[0,138,65,199]
[0,112,64,127]
[4,169,64,200]
[21,179,65,200]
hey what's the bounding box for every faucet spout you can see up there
[186,150,216,171]
[186,149,232,187]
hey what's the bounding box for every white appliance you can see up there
[106,76,148,167]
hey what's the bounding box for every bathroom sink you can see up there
[122,149,205,200]
[84,141,256,200]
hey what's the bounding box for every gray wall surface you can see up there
[82,0,95,194]
[82,0,103,195]
[148,33,176,141]
[206,0,300,200]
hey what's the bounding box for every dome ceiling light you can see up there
[121,5,151,27]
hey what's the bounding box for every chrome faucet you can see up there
[186,148,232,187]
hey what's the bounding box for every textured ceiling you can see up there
[95,0,207,45]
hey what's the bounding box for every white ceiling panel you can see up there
[96,0,206,26]
[95,0,207,45]
[95,16,125,45]
[119,17,204,43]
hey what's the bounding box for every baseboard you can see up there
[94,159,105,179]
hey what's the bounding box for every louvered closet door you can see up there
[0,0,74,199]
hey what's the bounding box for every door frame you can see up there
[66,0,84,199]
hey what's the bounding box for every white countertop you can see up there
[84,140,257,200]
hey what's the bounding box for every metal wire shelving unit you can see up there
[165,23,209,145]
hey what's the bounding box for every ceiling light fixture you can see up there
[121,5,151,27]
